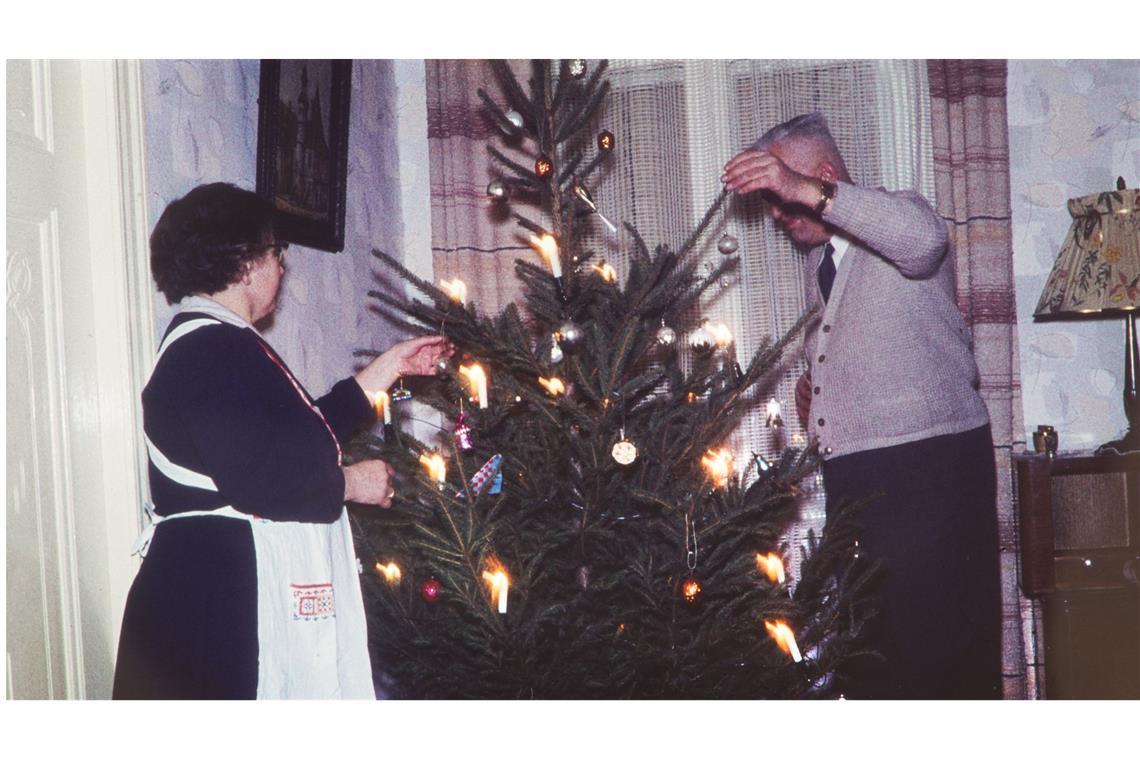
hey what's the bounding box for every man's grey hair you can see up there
[752,111,834,150]
[752,111,850,181]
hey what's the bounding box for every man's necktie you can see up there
[818,242,836,303]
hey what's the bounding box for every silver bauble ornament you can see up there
[550,339,564,364]
[656,325,677,346]
[504,110,524,131]
[717,233,739,255]
[568,59,587,79]
[486,179,508,201]
[557,320,583,348]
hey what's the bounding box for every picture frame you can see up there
[256,59,352,253]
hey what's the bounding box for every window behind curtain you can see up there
[573,59,934,574]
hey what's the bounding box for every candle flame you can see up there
[593,262,617,283]
[538,376,566,396]
[419,452,446,484]
[459,363,488,408]
[376,561,401,585]
[755,552,786,584]
[765,619,803,662]
[708,321,733,347]
[529,234,562,278]
[766,397,783,428]
[439,278,468,303]
[701,448,734,487]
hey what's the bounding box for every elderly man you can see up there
[722,113,1001,699]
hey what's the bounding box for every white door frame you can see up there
[6,58,153,699]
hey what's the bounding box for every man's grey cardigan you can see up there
[803,182,990,460]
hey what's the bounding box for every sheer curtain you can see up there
[572,59,935,576]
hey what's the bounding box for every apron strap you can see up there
[132,503,256,557]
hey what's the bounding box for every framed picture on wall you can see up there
[256,59,352,253]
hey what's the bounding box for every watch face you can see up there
[612,439,638,465]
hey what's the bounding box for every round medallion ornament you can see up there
[717,233,739,255]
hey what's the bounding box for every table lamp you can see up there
[1033,178,1140,454]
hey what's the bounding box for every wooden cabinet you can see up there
[1014,452,1140,698]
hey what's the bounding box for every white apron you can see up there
[134,310,374,699]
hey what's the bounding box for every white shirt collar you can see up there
[827,233,851,269]
[176,295,262,337]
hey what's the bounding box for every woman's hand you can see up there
[354,335,454,396]
[343,460,396,508]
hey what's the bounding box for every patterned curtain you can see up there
[927,59,1040,700]
[426,59,534,316]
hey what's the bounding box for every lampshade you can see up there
[1034,187,1140,319]
[1033,182,1140,456]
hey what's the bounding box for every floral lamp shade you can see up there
[1034,187,1140,318]
[1034,183,1140,455]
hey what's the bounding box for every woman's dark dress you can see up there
[112,311,373,699]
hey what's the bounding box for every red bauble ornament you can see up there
[535,156,554,179]
[681,577,701,604]
[597,130,615,152]
[421,577,443,603]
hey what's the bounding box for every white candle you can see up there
[530,233,562,278]
[375,390,392,425]
[765,620,803,663]
[419,452,446,486]
[483,569,509,614]
[459,363,488,409]
[755,552,786,584]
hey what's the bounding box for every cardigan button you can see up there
[813,386,821,395]
[817,418,826,427]
[823,446,833,456]
[818,354,826,363]
[822,324,831,333]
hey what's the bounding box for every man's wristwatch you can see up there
[814,180,836,215]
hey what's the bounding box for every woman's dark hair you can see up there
[150,182,276,304]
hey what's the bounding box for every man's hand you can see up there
[794,369,812,429]
[721,149,819,208]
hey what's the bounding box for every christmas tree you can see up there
[348,60,877,699]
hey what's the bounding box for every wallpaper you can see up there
[141,59,410,395]
[1008,59,1140,451]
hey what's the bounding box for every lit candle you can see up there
[482,567,510,614]
[530,233,563,278]
[701,448,734,488]
[459,363,489,409]
[592,261,617,283]
[755,552,785,584]
[709,321,733,348]
[376,561,401,586]
[765,620,803,663]
[419,452,447,486]
[538,376,566,396]
[766,398,782,428]
[439,278,468,303]
[374,390,392,425]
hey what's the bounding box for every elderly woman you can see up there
[113,183,449,699]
